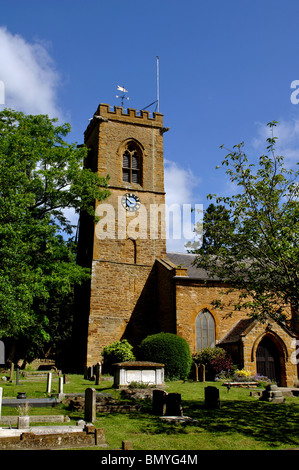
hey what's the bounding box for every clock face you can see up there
[121,193,141,212]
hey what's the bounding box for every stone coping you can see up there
[2,397,59,407]
[0,415,67,425]
[223,382,260,387]
[0,424,85,438]
[113,361,164,368]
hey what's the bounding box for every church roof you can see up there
[218,318,256,344]
[165,252,218,280]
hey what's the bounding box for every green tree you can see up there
[190,121,299,327]
[187,203,235,254]
[0,109,110,360]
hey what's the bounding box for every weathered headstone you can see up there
[63,374,70,384]
[46,372,52,394]
[166,393,183,416]
[152,390,183,417]
[17,415,30,429]
[58,376,64,399]
[85,387,96,422]
[88,366,94,380]
[122,440,133,450]
[95,362,101,385]
[204,386,220,409]
[152,389,167,415]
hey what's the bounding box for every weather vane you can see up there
[116,85,129,107]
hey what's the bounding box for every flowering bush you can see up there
[251,374,272,387]
[215,368,273,386]
[210,355,234,376]
[234,369,252,380]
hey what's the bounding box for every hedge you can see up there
[139,332,192,380]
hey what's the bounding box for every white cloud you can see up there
[0,27,64,120]
[164,159,201,253]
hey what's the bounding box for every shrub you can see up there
[210,354,233,376]
[139,332,192,380]
[193,347,232,380]
[101,339,135,374]
[193,346,227,366]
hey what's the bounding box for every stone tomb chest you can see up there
[113,361,164,388]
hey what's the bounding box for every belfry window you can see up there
[122,142,141,184]
[196,309,215,351]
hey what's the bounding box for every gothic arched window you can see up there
[195,309,215,351]
[122,141,142,184]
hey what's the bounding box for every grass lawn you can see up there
[1,373,298,450]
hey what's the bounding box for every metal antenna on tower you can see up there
[156,56,159,112]
[141,56,161,112]
[116,85,129,108]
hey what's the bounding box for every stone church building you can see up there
[73,103,298,387]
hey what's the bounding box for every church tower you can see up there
[76,104,168,368]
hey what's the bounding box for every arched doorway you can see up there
[256,336,281,385]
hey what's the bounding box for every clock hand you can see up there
[126,196,135,206]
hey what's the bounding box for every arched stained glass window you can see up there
[196,309,215,351]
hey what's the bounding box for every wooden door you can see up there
[256,336,281,384]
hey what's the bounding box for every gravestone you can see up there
[205,386,220,409]
[165,393,183,416]
[152,389,167,415]
[85,387,96,422]
[95,362,101,385]
[58,376,64,399]
[122,440,133,450]
[46,372,52,394]
[17,415,30,429]
[152,390,183,416]
[88,366,94,380]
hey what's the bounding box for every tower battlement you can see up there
[85,103,165,139]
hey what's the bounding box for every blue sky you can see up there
[0,0,298,251]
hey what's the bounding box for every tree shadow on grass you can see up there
[137,399,299,448]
